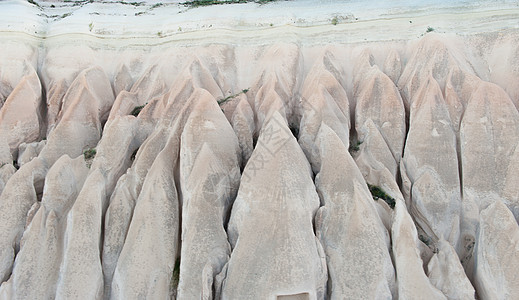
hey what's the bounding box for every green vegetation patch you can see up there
[27,0,41,7]
[170,258,181,291]
[217,88,249,106]
[130,103,147,116]
[83,148,97,160]
[348,140,362,153]
[367,183,395,209]
[183,0,277,8]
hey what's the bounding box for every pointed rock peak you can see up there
[257,111,290,141]
[353,49,377,83]
[130,63,160,93]
[315,123,349,168]
[383,48,402,83]
[41,154,88,213]
[470,81,517,109]
[410,75,444,113]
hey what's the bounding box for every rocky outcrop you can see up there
[221,112,326,299]
[314,124,395,299]
[0,28,517,300]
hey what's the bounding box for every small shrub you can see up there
[419,234,431,246]
[348,140,362,153]
[151,2,163,8]
[157,31,163,37]
[217,88,249,106]
[27,0,40,7]
[426,26,434,33]
[131,104,146,116]
[170,258,181,290]
[367,183,395,209]
[89,22,94,31]
[83,148,96,160]
[331,16,338,26]
[50,4,55,8]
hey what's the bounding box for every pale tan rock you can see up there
[299,51,350,173]
[403,77,461,247]
[177,90,240,299]
[354,65,405,163]
[101,173,137,300]
[0,140,11,167]
[39,66,115,165]
[461,82,519,215]
[398,34,473,110]
[17,140,45,167]
[222,112,326,299]
[355,119,399,183]
[45,78,69,136]
[392,200,447,300]
[0,65,42,157]
[474,200,519,299]
[111,130,180,299]
[113,64,133,96]
[129,64,167,104]
[231,97,254,167]
[383,49,402,84]
[55,169,106,300]
[0,164,15,198]
[0,158,48,283]
[428,239,475,300]
[8,155,88,300]
[250,44,301,130]
[314,124,395,299]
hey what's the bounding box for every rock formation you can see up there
[0,1,518,299]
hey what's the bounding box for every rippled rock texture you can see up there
[0,31,519,299]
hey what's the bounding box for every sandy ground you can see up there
[0,0,518,46]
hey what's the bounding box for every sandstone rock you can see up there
[17,140,45,167]
[101,173,137,300]
[0,158,47,283]
[0,164,15,198]
[398,34,473,110]
[113,64,133,96]
[314,124,395,299]
[299,51,350,173]
[7,155,88,300]
[354,65,405,164]
[111,130,180,299]
[392,200,447,300]
[177,90,241,299]
[461,82,519,216]
[39,66,114,165]
[45,78,69,136]
[383,49,402,84]
[221,112,326,299]
[402,77,461,247]
[474,200,519,299]
[231,97,255,168]
[55,169,106,299]
[250,44,301,131]
[428,239,475,300]
[0,65,42,157]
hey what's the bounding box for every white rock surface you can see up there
[6,155,88,300]
[222,112,326,299]
[314,124,395,299]
[473,200,519,299]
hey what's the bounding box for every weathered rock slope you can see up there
[1,3,519,298]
